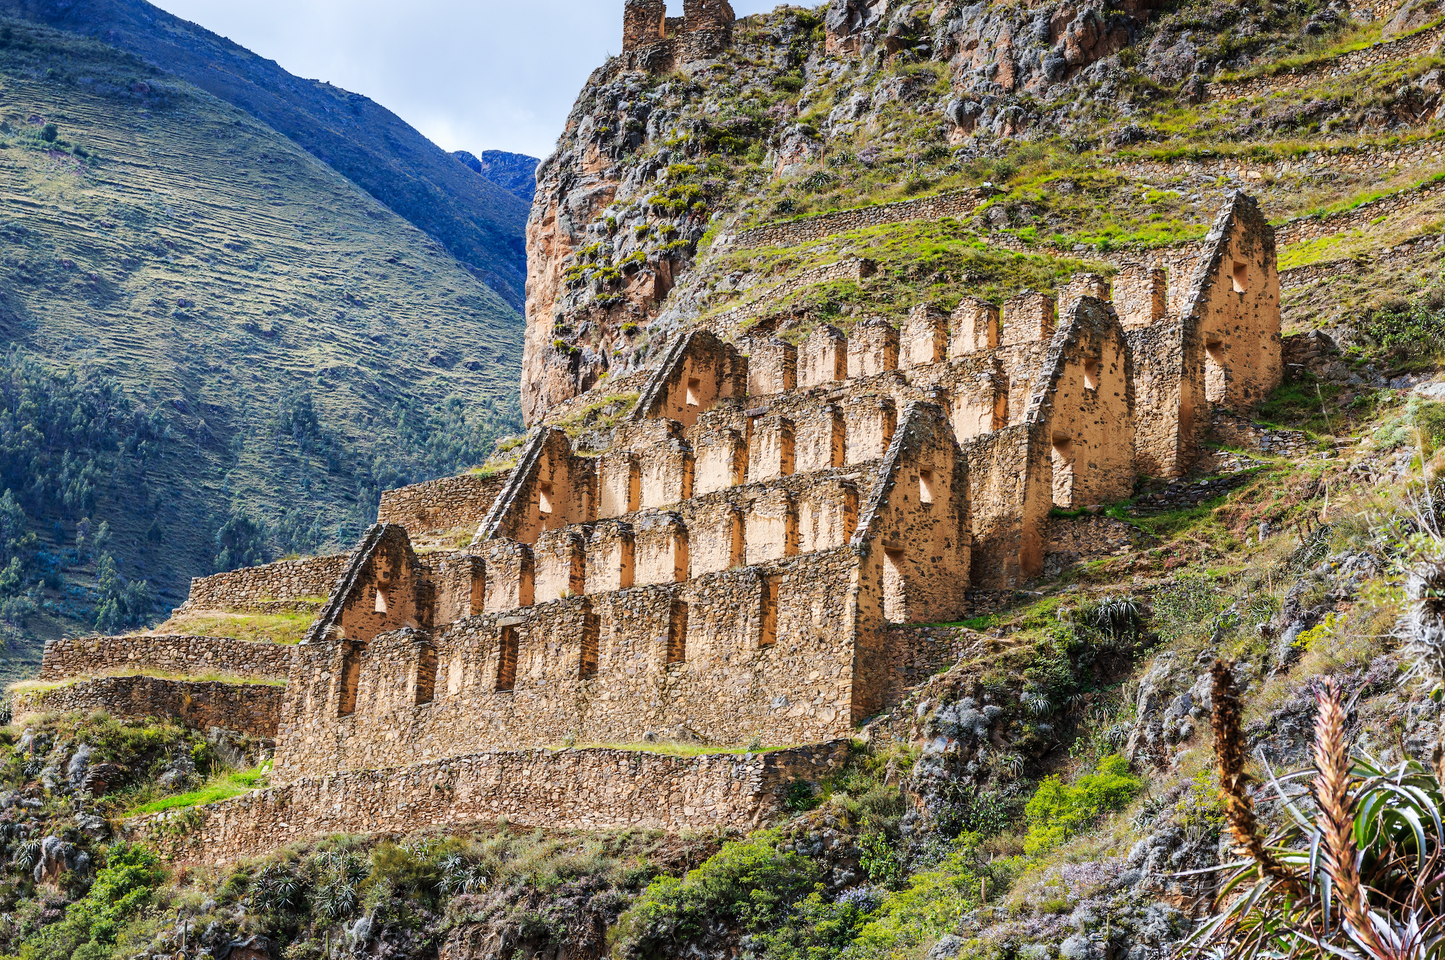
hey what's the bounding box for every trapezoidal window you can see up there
[495,626,519,693]
[760,576,779,648]
[414,645,437,706]
[374,588,388,614]
[337,645,362,717]
[538,482,555,518]
[883,548,907,624]
[579,608,599,680]
[1083,359,1101,392]
[666,600,688,665]
[686,377,702,408]
[1051,437,1076,510]
[1205,341,1228,404]
[1232,262,1248,294]
[919,468,937,505]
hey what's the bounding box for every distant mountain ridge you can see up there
[0,0,532,309]
[0,17,522,678]
[455,150,539,207]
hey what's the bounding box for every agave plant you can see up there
[252,863,306,913]
[9,839,40,872]
[1093,596,1146,645]
[1190,661,1445,960]
[1024,692,1054,718]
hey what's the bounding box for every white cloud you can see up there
[150,0,785,159]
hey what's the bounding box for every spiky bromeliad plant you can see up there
[1191,661,1445,960]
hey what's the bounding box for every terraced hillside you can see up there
[524,0,1445,421]
[0,20,522,676]
[0,0,533,309]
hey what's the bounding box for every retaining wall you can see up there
[1280,231,1445,288]
[703,259,875,339]
[725,189,982,251]
[129,742,852,865]
[40,635,294,683]
[1108,137,1445,184]
[11,676,282,739]
[182,556,349,613]
[376,473,513,539]
[1276,176,1445,247]
[1211,21,1444,102]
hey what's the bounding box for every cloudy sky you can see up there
[150,0,782,160]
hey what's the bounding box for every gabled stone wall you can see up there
[273,548,863,779]
[1025,298,1137,508]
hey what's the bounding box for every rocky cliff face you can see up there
[519,0,1376,423]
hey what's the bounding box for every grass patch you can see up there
[713,218,1104,332]
[553,741,791,756]
[143,609,317,645]
[128,766,271,816]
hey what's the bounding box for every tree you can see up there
[214,509,272,572]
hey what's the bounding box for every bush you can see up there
[18,844,162,960]
[39,123,57,143]
[1023,755,1142,855]
[612,831,821,959]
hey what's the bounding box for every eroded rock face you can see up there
[517,0,1347,423]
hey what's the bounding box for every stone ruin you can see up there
[621,0,736,71]
[265,192,1279,780]
[16,193,1282,854]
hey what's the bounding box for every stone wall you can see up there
[1275,176,1445,248]
[724,189,983,251]
[705,259,877,341]
[181,556,350,614]
[136,742,851,866]
[377,473,512,540]
[1107,136,1445,186]
[39,635,294,683]
[1279,232,1445,289]
[1210,408,1313,458]
[1210,22,1444,102]
[1041,515,1149,579]
[273,549,862,779]
[12,676,282,739]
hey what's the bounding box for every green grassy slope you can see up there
[0,19,522,677]
[0,0,533,309]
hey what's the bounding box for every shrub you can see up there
[1022,755,1142,855]
[19,844,162,960]
[40,123,57,143]
[612,831,821,958]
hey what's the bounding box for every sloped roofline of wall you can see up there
[1179,191,1276,329]
[1023,297,1137,425]
[632,329,742,421]
[849,400,949,557]
[301,524,422,645]
[471,427,556,546]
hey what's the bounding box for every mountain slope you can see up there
[456,149,540,206]
[0,18,522,677]
[521,0,1445,421]
[0,0,532,309]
